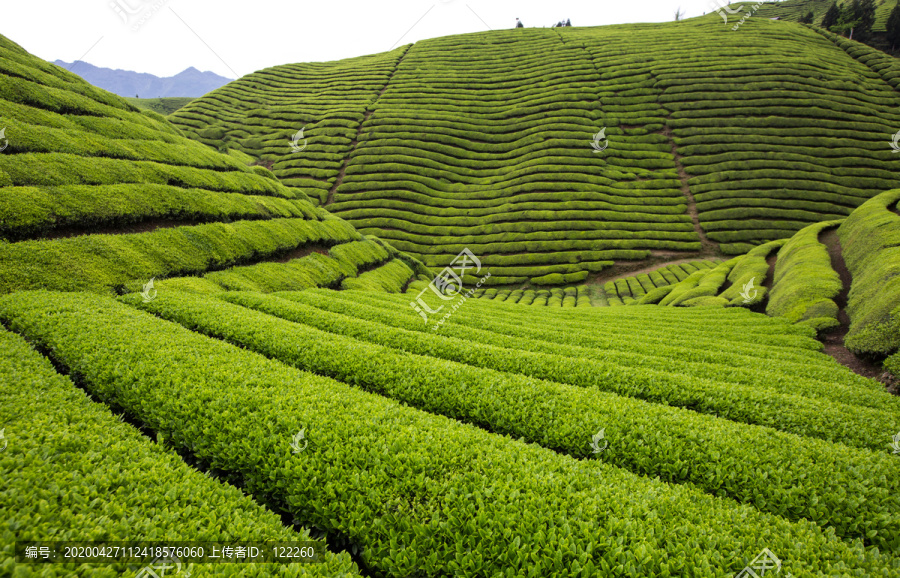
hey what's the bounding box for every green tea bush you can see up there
[720,240,785,305]
[6,291,896,575]
[0,217,361,294]
[767,220,844,331]
[341,259,414,292]
[838,189,900,356]
[0,326,359,577]
[123,290,900,550]
[0,184,317,240]
[268,291,898,446]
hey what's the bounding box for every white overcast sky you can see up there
[1,0,738,79]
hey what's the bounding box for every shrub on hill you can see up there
[838,189,900,356]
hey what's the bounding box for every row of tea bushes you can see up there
[287,289,886,405]
[204,290,896,453]
[838,189,900,365]
[600,259,720,306]
[323,28,700,282]
[4,290,893,576]
[0,214,361,294]
[0,33,401,298]
[472,285,592,307]
[124,289,900,550]
[766,220,844,331]
[0,325,359,577]
[171,47,409,204]
[153,236,421,295]
[568,19,900,254]
[0,183,317,241]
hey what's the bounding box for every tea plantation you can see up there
[0,34,426,297]
[173,15,900,277]
[2,9,900,578]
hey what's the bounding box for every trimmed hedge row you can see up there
[838,189,900,357]
[156,237,395,294]
[0,114,247,170]
[0,325,358,577]
[603,259,717,306]
[372,234,698,257]
[0,46,142,111]
[6,291,897,575]
[336,291,872,379]
[659,259,738,307]
[767,220,844,331]
[0,216,360,294]
[126,289,900,551]
[283,289,894,409]
[719,239,785,305]
[0,183,318,241]
[340,258,413,292]
[269,295,896,449]
[197,252,347,294]
[0,153,294,198]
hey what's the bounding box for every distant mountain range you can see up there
[54,60,232,98]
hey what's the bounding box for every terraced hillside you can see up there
[597,189,900,382]
[746,0,896,32]
[172,16,900,285]
[172,49,407,205]
[0,34,425,297]
[4,18,900,578]
[4,287,900,575]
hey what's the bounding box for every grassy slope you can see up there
[2,18,900,577]
[171,16,900,282]
[0,327,360,576]
[743,0,897,32]
[0,33,424,296]
[2,289,899,575]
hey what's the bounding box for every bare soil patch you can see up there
[818,228,893,387]
[660,124,718,256]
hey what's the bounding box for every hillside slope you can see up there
[171,16,900,284]
[743,0,896,33]
[575,189,900,381]
[0,34,426,296]
[4,286,900,574]
[3,26,900,577]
